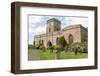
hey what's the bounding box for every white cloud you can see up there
[67,17,88,27]
[29,24,46,35]
[29,15,43,24]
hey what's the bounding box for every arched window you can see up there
[68,34,74,44]
[42,40,44,45]
[49,28,51,33]
[34,41,35,46]
[56,37,59,45]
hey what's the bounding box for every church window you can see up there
[56,37,59,45]
[42,40,44,45]
[34,41,35,46]
[68,34,74,44]
[49,28,51,33]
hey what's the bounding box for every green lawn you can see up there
[60,51,88,59]
[38,50,88,60]
[38,50,55,60]
[28,49,88,60]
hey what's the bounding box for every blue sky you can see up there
[28,15,88,44]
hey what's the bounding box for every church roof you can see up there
[62,24,87,31]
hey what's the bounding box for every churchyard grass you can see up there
[28,48,88,60]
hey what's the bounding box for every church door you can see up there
[47,41,52,48]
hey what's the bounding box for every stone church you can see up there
[33,18,87,47]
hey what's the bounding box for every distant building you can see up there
[33,18,87,47]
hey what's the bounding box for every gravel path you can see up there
[28,49,40,60]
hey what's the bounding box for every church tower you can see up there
[46,18,61,34]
